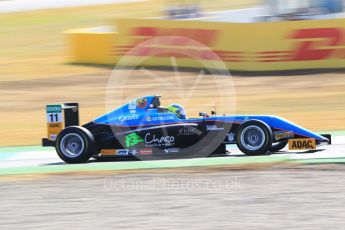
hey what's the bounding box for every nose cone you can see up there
[270,116,328,142]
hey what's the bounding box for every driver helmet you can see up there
[167,104,187,119]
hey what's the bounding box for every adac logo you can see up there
[125,133,144,148]
[288,138,316,150]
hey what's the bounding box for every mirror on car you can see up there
[199,112,209,117]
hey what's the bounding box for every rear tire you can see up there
[56,126,96,164]
[236,120,273,156]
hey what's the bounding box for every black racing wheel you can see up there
[56,126,96,163]
[269,141,288,153]
[236,120,273,156]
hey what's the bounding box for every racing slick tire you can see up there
[269,141,288,152]
[236,120,273,156]
[56,126,96,164]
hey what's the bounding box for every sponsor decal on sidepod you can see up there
[116,149,130,156]
[129,149,139,155]
[100,149,116,155]
[164,148,180,153]
[177,127,197,136]
[144,133,175,147]
[125,133,175,148]
[139,148,153,155]
[125,133,144,148]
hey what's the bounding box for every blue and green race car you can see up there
[42,95,331,163]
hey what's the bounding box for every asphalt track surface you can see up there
[1,165,345,229]
[0,134,344,229]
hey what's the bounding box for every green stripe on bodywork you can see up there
[0,155,288,176]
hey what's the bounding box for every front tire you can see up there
[269,141,288,152]
[56,126,96,164]
[236,120,273,156]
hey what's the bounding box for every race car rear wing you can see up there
[42,103,79,147]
